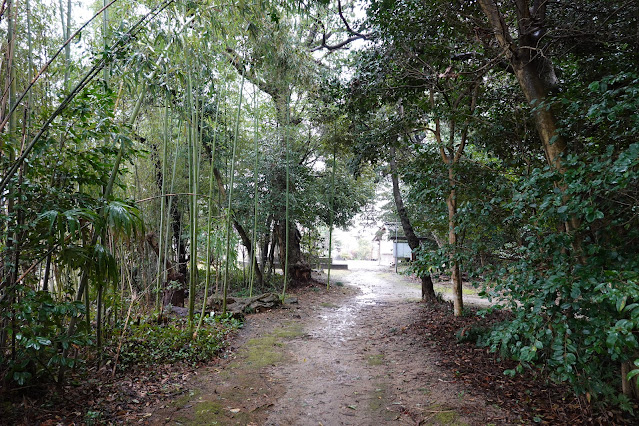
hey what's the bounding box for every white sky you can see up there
[73,0,96,27]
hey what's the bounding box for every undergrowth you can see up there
[116,313,242,369]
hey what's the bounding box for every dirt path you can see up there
[149,261,513,425]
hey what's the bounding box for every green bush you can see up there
[483,137,639,411]
[117,314,241,369]
[0,287,92,386]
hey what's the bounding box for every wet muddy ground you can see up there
[148,261,515,425]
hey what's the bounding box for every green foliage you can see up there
[483,119,639,407]
[2,0,638,418]
[403,140,514,278]
[0,288,91,386]
[346,0,639,413]
[117,314,241,368]
[456,325,491,345]
[103,201,144,240]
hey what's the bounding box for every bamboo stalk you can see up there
[195,89,222,336]
[281,90,292,300]
[95,0,110,366]
[155,81,170,310]
[186,88,196,328]
[222,72,246,314]
[3,0,17,360]
[185,35,203,330]
[0,0,175,195]
[160,130,181,314]
[249,87,260,296]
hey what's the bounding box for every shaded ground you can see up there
[410,303,617,425]
[7,261,620,424]
[147,261,514,425]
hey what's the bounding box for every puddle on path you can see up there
[265,261,422,425]
[314,261,420,343]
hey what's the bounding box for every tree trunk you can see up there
[168,197,188,306]
[275,220,311,283]
[267,236,276,278]
[145,232,186,306]
[477,0,582,241]
[478,0,565,168]
[213,168,264,286]
[447,164,463,317]
[430,80,478,317]
[261,215,272,274]
[42,251,52,292]
[389,146,437,302]
[234,216,264,287]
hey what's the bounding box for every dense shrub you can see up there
[0,288,92,386]
[481,76,639,411]
[117,314,242,369]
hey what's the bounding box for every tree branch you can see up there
[477,0,515,56]
[311,34,370,52]
[224,47,278,98]
[337,0,368,38]
[310,0,373,52]
[454,81,480,163]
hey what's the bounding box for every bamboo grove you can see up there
[0,0,371,387]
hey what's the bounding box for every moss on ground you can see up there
[367,353,385,366]
[271,321,305,339]
[433,284,479,296]
[173,389,201,409]
[193,400,223,423]
[369,385,386,411]
[171,321,303,425]
[236,321,304,368]
[423,405,469,425]
[243,335,285,368]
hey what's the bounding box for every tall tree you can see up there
[224,15,316,284]
[389,146,436,301]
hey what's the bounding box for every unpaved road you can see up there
[149,261,514,425]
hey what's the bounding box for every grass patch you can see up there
[243,336,285,368]
[320,302,339,308]
[271,322,305,339]
[367,354,385,366]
